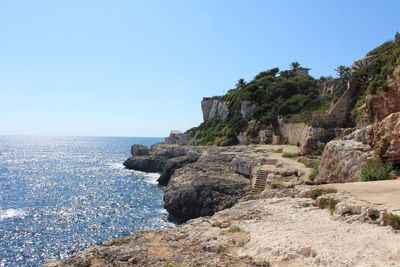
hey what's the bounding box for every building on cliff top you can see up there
[294,67,311,75]
[395,31,400,42]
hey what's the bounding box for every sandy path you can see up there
[235,198,400,266]
[324,179,400,212]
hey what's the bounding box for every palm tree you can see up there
[335,65,350,80]
[290,62,301,70]
[236,78,246,89]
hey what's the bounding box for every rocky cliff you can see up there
[201,97,229,121]
[366,65,400,122]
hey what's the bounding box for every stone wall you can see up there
[279,121,310,145]
[312,76,359,128]
[319,79,339,96]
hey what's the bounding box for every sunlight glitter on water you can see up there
[0,136,174,266]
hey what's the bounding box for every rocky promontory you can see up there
[124,143,266,221]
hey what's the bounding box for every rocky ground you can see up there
[44,192,400,267]
[123,143,272,221]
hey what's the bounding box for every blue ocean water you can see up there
[0,136,174,267]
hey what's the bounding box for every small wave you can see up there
[144,172,161,185]
[109,163,125,169]
[131,170,160,184]
[0,208,28,221]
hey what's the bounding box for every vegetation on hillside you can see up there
[188,65,330,145]
[188,38,400,146]
[351,39,400,119]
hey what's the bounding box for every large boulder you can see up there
[316,140,374,183]
[230,155,257,177]
[131,144,150,156]
[164,160,249,221]
[164,130,192,145]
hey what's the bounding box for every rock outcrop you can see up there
[201,97,229,121]
[316,140,374,183]
[366,65,400,123]
[317,110,400,183]
[164,158,249,221]
[124,144,201,185]
[366,111,400,161]
[164,130,191,145]
[124,144,269,221]
[240,100,256,118]
[130,144,150,156]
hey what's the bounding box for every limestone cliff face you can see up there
[201,97,229,121]
[366,111,400,161]
[240,100,256,118]
[366,65,400,123]
[201,97,257,122]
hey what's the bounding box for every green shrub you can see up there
[271,148,283,153]
[165,264,188,267]
[308,161,319,181]
[307,188,337,199]
[271,176,284,189]
[386,214,400,230]
[361,160,393,181]
[228,226,241,233]
[282,152,301,158]
[316,198,338,215]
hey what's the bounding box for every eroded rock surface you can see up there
[366,111,400,160]
[316,140,373,183]
[366,65,400,122]
[164,130,192,145]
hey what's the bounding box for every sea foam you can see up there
[0,208,27,221]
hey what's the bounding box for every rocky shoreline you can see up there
[44,186,400,267]
[123,143,267,221]
[44,142,400,266]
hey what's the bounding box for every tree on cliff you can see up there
[335,65,350,80]
[290,62,301,70]
[235,78,246,89]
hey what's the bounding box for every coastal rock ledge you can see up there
[123,143,264,221]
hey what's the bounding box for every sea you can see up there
[0,135,175,267]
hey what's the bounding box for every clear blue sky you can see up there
[0,0,398,137]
